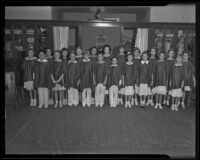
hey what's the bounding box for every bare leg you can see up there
[59,90,64,107]
[54,91,58,108]
[29,90,33,106]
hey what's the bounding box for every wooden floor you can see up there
[5,101,195,158]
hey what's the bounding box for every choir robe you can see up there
[133,57,141,67]
[183,61,195,88]
[149,57,157,83]
[104,55,112,66]
[21,57,37,82]
[107,64,122,88]
[50,60,65,88]
[46,56,53,63]
[79,59,93,91]
[169,64,184,90]
[76,55,83,63]
[153,61,167,87]
[62,57,68,87]
[137,61,151,86]
[34,58,51,89]
[66,60,81,89]
[93,61,109,85]
[165,59,175,89]
[123,62,138,86]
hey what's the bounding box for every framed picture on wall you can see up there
[96,36,107,48]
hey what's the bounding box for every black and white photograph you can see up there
[4,4,197,159]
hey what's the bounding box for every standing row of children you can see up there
[22,44,195,111]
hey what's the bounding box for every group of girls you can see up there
[22,44,195,111]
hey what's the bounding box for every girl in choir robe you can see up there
[146,48,157,106]
[103,45,112,103]
[164,49,175,106]
[169,55,184,111]
[93,51,108,107]
[34,50,51,108]
[80,50,93,107]
[138,51,151,107]
[116,45,126,105]
[123,53,138,108]
[66,52,81,107]
[61,47,69,105]
[133,47,141,106]
[90,46,98,105]
[181,51,195,109]
[153,52,167,109]
[50,50,65,108]
[107,56,122,107]
[22,49,37,106]
[45,48,54,105]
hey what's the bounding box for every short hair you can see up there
[103,45,111,52]
[45,47,51,52]
[90,46,98,51]
[134,47,141,54]
[142,51,148,56]
[97,51,104,56]
[183,50,191,55]
[119,44,125,49]
[111,56,118,61]
[38,49,45,54]
[27,48,34,53]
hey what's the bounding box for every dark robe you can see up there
[137,61,151,86]
[123,62,138,86]
[183,61,195,88]
[107,64,122,87]
[79,59,93,91]
[34,58,51,89]
[93,61,108,85]
[153,61,167,87]
[22,57,37,82]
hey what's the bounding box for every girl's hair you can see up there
[126,52,133,60]
[133,47,141,54]
[53,50,61,55]
[111,56,118,61]
[83,50,90,56]
[61,47,68,53]
[183,50,191,56]
[45,47,51,53]
[27,48,34,53]
[97,51,104,56]
[90,46,98,51]
[142,51,148,56]
[103,45,111,52]
[119,44,125,50]
[37,49,45,57]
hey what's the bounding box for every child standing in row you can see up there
[34,50,50,108]
[93,52,108,107]
[181,51,195,108]
[61,48,69,105]
[50,50,65,108]
[133,48,141,106]
[123,53,138,108]
[108,57,122,107]
[116,45,126,105]
[22,49,37,106]
[169,55,184,111]
[164,49,175,106]
[66,52,81,106]
[45,48,54,105]
[146,48,157,106]
[153,52,167,109]
[80,51,93,107]
[138,51,151,107]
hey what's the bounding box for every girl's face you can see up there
[98,54,104,61]
[70,53,76,61]
[39,52,45,60]
[62,51,68,57]
[159,53,165,61]
[76,48,82,56]
[119,47,125,54]
[127,55,133,62]
[142,54,148,61]
[46,49,52,57]
[84,53,90,60]
[150,49,156,56]
[91,48,97,55]
[168,51,174,58]
[112,58,117,65]
[183,53,189,61]
[104,47,110,54]
[54,52,60,60]
[28,50,34,57]
[134,50,140,57]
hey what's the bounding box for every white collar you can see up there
[46,56,53,59]
[54,59,62,62]
[25,56,37,60]
[83,59,91,62]
[126,62,133,65]
[37,58,48,62]
[68,60,77,64]
[104,54,110,57]
[111,64,118,67]
[119,53,125,55]
[76,55,82,58]
[141,60,149,64]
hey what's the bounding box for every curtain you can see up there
[53,26,69,50]
[135,28,149,54]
